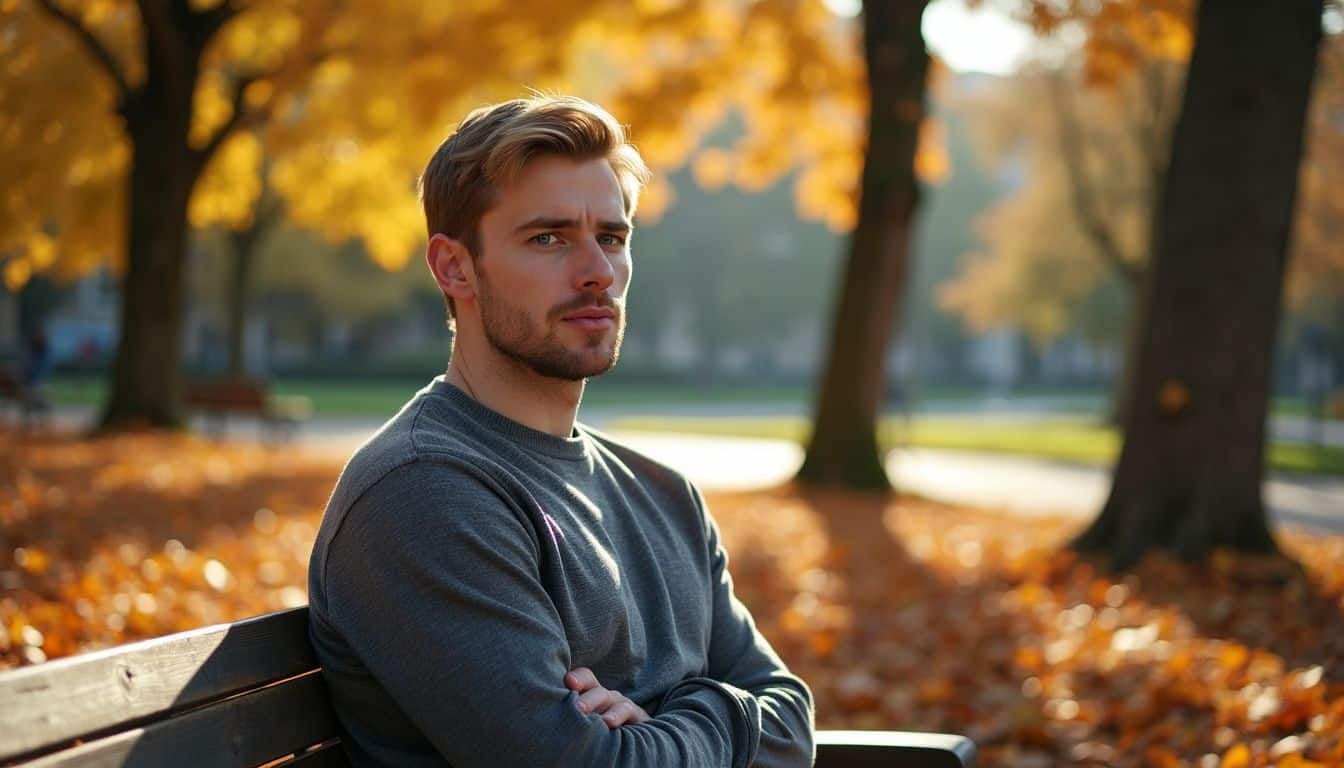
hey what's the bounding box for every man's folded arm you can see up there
[321,460,762,768]
[669,485,815,768]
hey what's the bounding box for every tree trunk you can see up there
[223,185,282,377]
[225,242,252,378]
[795,0,930,492]
[1106,292,1144,427]
[1073,0,1324,568]
[694,236,723,391]
[225,208,271,377]
[98,19,204,430]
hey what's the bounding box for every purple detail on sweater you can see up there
[542,512,566,546]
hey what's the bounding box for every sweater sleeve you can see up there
[654,484,816,768]
[321,460,762,767]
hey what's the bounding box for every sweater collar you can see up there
[427,376,590,461]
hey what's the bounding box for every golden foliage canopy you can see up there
[0,0,914,290]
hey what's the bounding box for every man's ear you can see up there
[427,233,477,304]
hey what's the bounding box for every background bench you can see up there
[0,367,51,429]
[184,378,312,441]
[0,607,978,767]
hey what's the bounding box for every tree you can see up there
[8,1,278,426]
[795,0,933,491]
[1072,0,1325,567]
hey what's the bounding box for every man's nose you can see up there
[573,237,616,293]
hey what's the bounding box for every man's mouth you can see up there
[560,307,617,332]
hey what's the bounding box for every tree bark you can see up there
[1073,0,1324,568]
[795,0,930,491]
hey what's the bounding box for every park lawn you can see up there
[47,374,1313,418]
[608,414,1344,477]
[43,377,1341,475]
[45,376,808,417]
[2,428,1342,765]
[264,380,810,415]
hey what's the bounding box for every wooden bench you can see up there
[184,378,311,441]
[0,367,51,429]
[0,607,978,767]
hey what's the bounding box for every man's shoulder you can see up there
[337,396,506,503]
[319,390,516,534]
[311,396,529,587]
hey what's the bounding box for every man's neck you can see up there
[446,340,584,438]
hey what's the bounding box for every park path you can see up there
[287,416,1344,535]
[604,432,1344,534]
[38,405,1344,534]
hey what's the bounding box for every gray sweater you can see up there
[308,378,814,767]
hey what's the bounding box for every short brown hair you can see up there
[418,95,651,319]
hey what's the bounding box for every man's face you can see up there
[471,155,632,381]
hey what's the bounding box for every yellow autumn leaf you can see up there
[1221,744,1251,768]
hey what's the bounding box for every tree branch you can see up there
[33,0,132,101]
[192,38,345,168]
[134,0,194,115]
[187,0,237,48]
[1136,60,1173,190]
[192,71,268,168]
[1047,72,1144,286]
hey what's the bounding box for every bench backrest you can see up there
[0,609,977,768]
[184,378,268,410]
[0,607,348,767]
[0,368,21,398]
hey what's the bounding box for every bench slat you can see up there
[0,608,317,762]
[21,672,340,768]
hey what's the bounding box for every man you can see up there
[308,95,815,767]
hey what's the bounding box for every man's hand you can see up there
[565,668,651,728]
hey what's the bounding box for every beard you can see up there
[476,273,624,382]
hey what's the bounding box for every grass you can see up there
[43,375,1340,475]
[44,376,811,417]
[47,374,1314,416]
[608,414,1344,477]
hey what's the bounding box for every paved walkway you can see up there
[33,407,1344,534]
[608,432,1344,534]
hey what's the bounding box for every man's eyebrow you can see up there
[514,217,577,233]
[513,217,632,233]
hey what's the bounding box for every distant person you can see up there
[307,95,814,767]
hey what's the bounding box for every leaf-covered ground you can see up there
[3,429,1342,766]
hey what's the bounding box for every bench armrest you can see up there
[816,730,978,768]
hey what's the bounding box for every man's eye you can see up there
[530,233,557,246]
[598,234,626,247]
